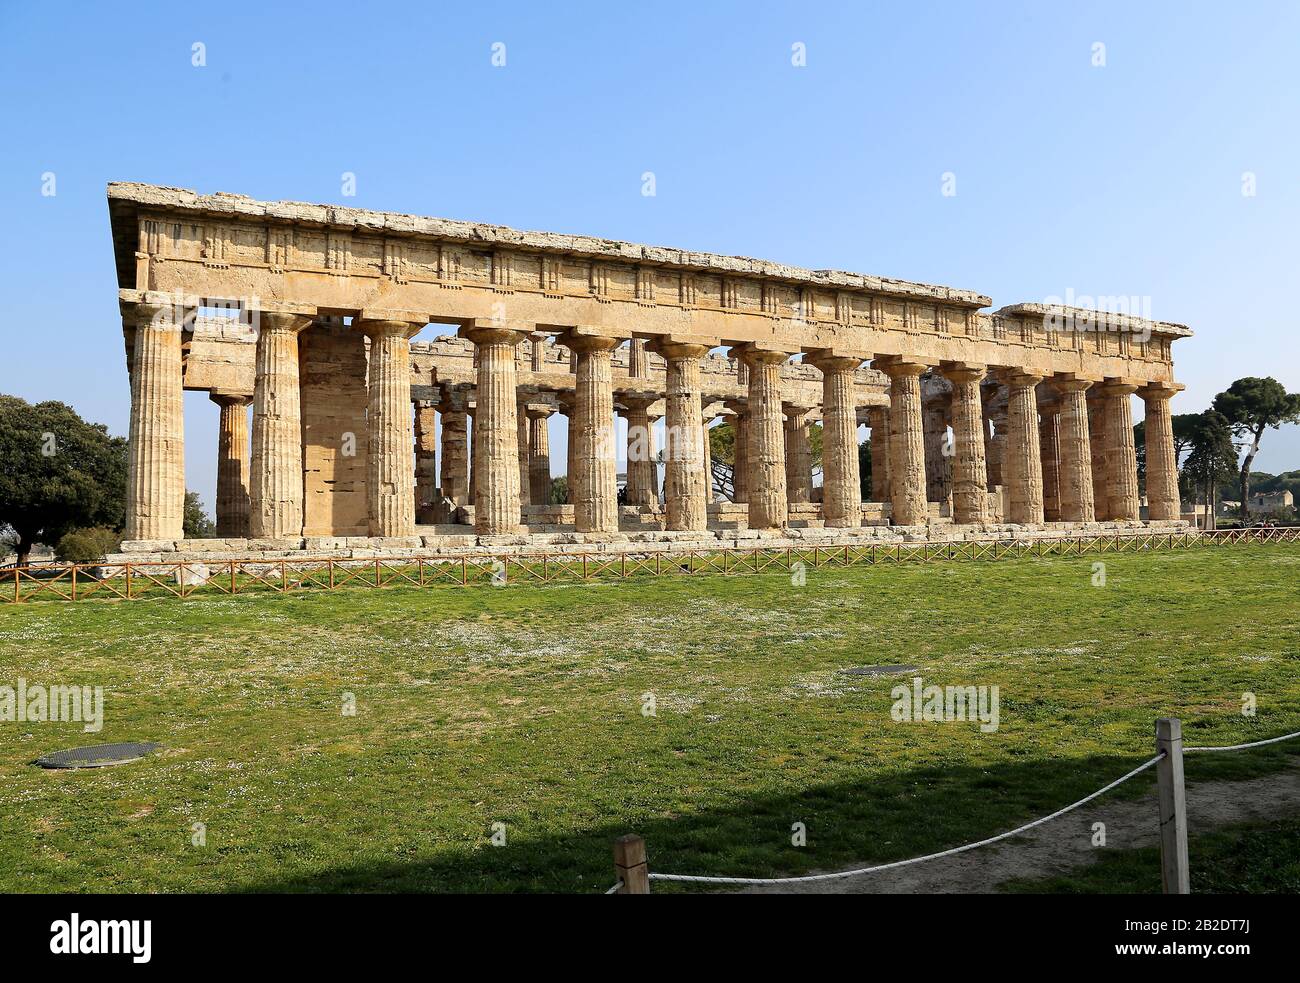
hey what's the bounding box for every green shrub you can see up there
[54,527,122,564]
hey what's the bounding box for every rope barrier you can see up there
[1185,728,1300,753]
[645,754,1165,886]
[604,879,625,895]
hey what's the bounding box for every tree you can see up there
[1181,411,1238,530]
[709,422,736,501]
[858,439,872,500]
[548,475,568,505]
[184,491,215,538]
[1135,413,1199,489]
[1212,377,1300,520]
[0,396,127,566]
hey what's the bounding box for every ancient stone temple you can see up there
[107,183,1191,559]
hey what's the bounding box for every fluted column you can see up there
[811,355,863,527]
[124,304,186,541]
[1140,382,1184,521]
[358,318,421,537]
[1100,381,1141,521]
[742,349,790,530]
[783,405,814,505]
[438,392,469,507]
[414,400,438,524]
[1054,378,1095,522]
[702,410,715,506]
[657,342,710,531]
[1003,370,1046,525]
[466,324,528,535]
[555,391,577,505]
[516,396,532,509]
[569,334,620,533]
[1040,396,1061,521]
[985,400,1006,489]
[941,365,989,524]
[621,397,658,507]
[628,338,649,378]
[868,407,890,503]
[527,407,554,505]
[726,403,750,504]
[1088,396,1109,519]
[878,359,929,526]
[923,392,952,505]
[210,393,251,538]
[249,310,313,539]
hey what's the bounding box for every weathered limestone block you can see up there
[125,303,186,541]
[941,365,990,524]
[211,393,251,538]
[810,354,863,527]
[250,310,313,539]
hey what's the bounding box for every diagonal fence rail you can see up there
[606,721,1300,895]
[4,527,1298,605]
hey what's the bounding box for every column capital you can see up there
[1052,374,1099,394]
[209,391,253,408]
[524,404,556,421]
[873,356,930,378]
[645,336,713,360]
[731,342,796,367]
[257,310,315,334]
[939,362,986,384]
[1096,378,1142,397]
[356,310,427,339]
[807,349,866,373]
[1138,380,1185,400]
[461,319,533,346]
[998,367,1048,387]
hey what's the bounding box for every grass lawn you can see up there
[1,544,1297,893]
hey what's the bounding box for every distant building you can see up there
[1247,490,1294,514]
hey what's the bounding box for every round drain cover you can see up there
[34,742,160,769]
[839,665,919,677]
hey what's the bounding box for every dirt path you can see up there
[742,761,1300,894]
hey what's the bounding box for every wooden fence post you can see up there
[613,834,650,894]
[1155,717,1190,894]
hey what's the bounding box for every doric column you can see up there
[1002,370,1047,525]
[621,396,658,507]
[1039,395,1061,521]
[1100,380,1141,521]
[1054,378,1095,522]
[702,409,715,506]
[358,316,423,538]
[655,341,710,531]
[414,400,438,524]
[555,391,577,505]
[877,359,929,526]
[1088,395,1109,519]
[438,390,470,507]
[922,388,952,505]
[465,322,529,535]
[211,393,251,538]
[940,365,989,524]
[527,406,554,505]
[726,402,750,504]
[984,396,1006,489]
[783,404,814,505]
[249,309,313,539]
[516,396,532,509]
[124,302,186,541]
[810,354,864,527]
[868,406,890,502]
[1140,382,1184,521]
[741,348,790,530]
[567,334,621,533]
[530,333,547,372]
[628,338,649,378]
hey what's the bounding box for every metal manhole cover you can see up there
[839,665,919,677]
[34,742,160,769]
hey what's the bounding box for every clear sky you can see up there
[2,1,1297,514]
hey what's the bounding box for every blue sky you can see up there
[2,1,1297,512]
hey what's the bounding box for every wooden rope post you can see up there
[613,834,650,894]
[1155,717,1190,894]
